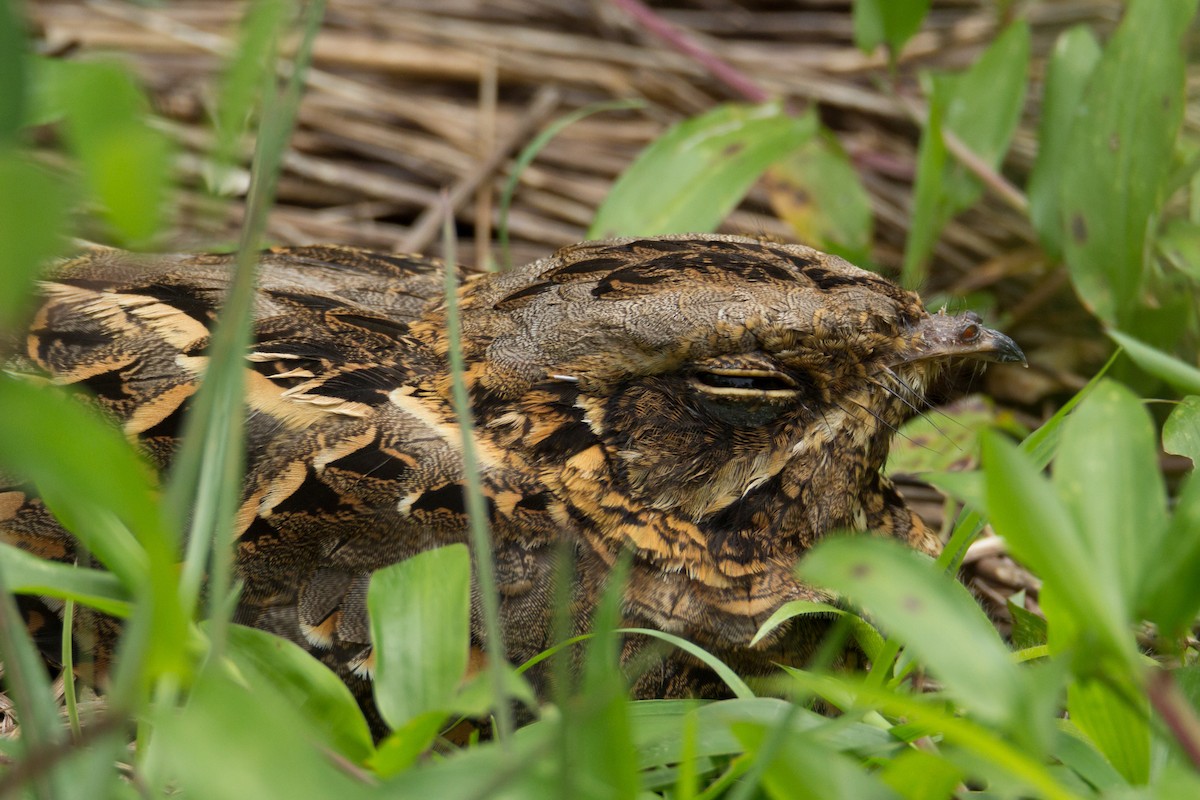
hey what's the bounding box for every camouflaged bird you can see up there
[2,234,1023,726]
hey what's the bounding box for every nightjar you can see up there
[2,234,1023,726]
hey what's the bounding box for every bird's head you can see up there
[428,234,1022,586]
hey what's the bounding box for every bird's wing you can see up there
[3,246,525,685]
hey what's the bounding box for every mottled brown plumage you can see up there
[2,234,1023,724]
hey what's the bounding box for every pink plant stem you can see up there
[608,0,771,104]
[1147,669,1200,770]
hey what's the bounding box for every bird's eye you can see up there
[693,371,795,392]
[959,323,980,343]
[690,368,800,397]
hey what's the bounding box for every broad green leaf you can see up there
[1141,473,1200,636]
[1110,329,1200,395]
[1052,719,1128,793]
[798,536,1020,725]
[939,18,1031,212]
[878,749,962,800]
[750,599,884,663]
[1151,761,1200,800]
[588,102,815,238]
[1021,351,1118,470]
[0,0,26,144]
[924,469,985,513]
[368,712,447,778]
[782,669,1078,800]
[852,0,931,55]
[980,431,1133,666]
[627,700,739,769]
[223,623,374,763]
[1157,218,1200,282]
[0,377,186,681]
[765,125,873,262]
[368,544,471,729]
[0,542,131,618]
[1054,380,1167,608]
[903,21,1030,287]
[1068,676,1150,785]
[450,663,536,718]
[1007,597,1048,651]
[1164,395,1200,467]
[703,697,897,758]
[1059,0,1198,325]
[157,666,373,800]
[0,153,70,331]
[377,719,558,799]
[49,60,172,246]
[1027,26,1102,259]
[731,722,900,800]
[1172,664,1200,714]
[886,395,998,476]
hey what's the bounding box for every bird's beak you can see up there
[899,310,1027,366]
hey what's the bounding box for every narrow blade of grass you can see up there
[171,0,325,660]
[440,203,513,741]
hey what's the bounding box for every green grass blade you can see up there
[441,205,513,741]
[171,0,325,658]
[750,599,884,663]
[903,21,1030,287]
[498,98,642,269]
[1109,329,1200,394]
[0,543,131,618]
[0,571,70,799]
[619,627,754,700]
[209,0,291,196]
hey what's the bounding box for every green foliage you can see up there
[0,154,70,329]
[589,101,815,239]
[765,124,874,263]
[1027,25,1102,261]
[5,2,1200,799]
[799,537,1021,727]
[368,545,471,730]
[852,0,931,57]
[44,60,173,247]
[1056,0,1197,327]
[903,21,1030,287]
